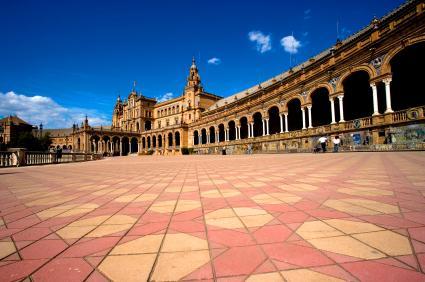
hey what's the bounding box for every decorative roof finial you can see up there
[191,56,196,69]
[132,80,136,92]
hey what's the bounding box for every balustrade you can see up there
[0,151,103,168]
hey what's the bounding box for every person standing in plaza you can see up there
[333,135,341,152]
[318,136,328,153]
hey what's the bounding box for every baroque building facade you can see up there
[67,0,425,155]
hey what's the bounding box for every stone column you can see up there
[371,82,379,116]
[216,132,219,143]
[262,119,266,136]
[338,95,345,122]
[284,112,289,132]
[251,123,254,138]
[206,133,209,144]
[307,106,313,128]
[265,118,270,135]
[193,135,195,146]
[237,126,241,140]
[330,98,336,124]
[128,141,131,153]
[279,114,284,133]
[227,128,230,141]
[384,78,393,113]
[301,107,306,130]
[137,142,140,153]
[248,123,253,138]
[119,139,122,156]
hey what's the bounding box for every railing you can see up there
[0,152,14,167]
[0,150,103,168]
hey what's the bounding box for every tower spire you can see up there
[187,57,201,88]
[191,56,196,69]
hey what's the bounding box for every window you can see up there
[166,119,169,126]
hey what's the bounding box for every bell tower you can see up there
[183,57,203,123]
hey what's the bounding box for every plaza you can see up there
[1,152,425,281]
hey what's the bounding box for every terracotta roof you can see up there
[0,115,32,126]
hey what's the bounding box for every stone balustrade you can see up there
[0,150,103,168]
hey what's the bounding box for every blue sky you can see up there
[0,0,404,128]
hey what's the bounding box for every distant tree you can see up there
[8,132,52,151]
[39,132,52,151]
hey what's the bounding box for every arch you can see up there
[252,112,263,137]
[209,126,216,143]
[168,132,173,147]
[158,135,163,148]
[68,145,72,150]
[381,35,425,74]
[193,130,199,145]
[142,137,146,149]
[388,41,425,111]
[336,65,376,92]
[112,136,120,155]
[175,131,181,147]
[121,136,130,155]
[218,124,225,142]
[342,70,373,120]
[284,96,303,111]
[239,117,248,139]
[130,137,138,153]
[267,106,280,134]
[77,138,81,151]
[145,120,151,131]
[201,128,207,144]
[90,135,100,153]
[306,83,333,103]
[228,120,236,140]
[147,136,151,149]
[311,87,331,126]
[287,98,302,131]
[62,145,67,150]
[152,135,157,148]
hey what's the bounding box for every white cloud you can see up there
[304,9,311,20]
[248,31,271,53]
[156,92,173,103]
[280,35,301,54]
[0,91,110,129]
[207,57,221,65]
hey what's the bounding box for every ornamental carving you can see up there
[329,77,339,91]
[370,55,385,75]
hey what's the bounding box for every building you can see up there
[0,115,35,145]
[68,0,424,155]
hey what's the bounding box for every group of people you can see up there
[316,135,341,153]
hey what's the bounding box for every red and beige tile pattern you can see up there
[0,152,425,281]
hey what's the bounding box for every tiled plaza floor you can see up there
[1,153,425,281]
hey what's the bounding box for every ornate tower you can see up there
[112,95,123,129]
[183,58,203,124]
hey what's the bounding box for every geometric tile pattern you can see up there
[0,152,425,281]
